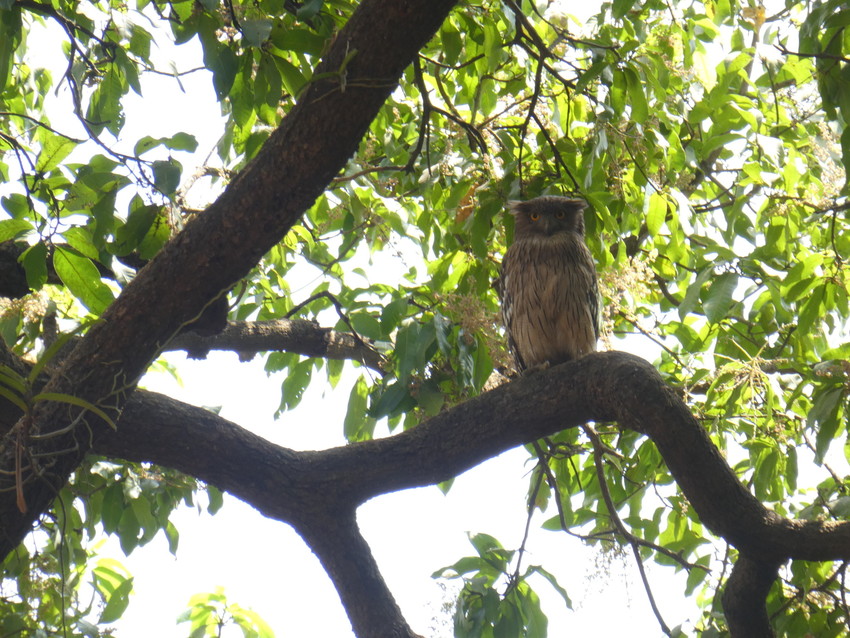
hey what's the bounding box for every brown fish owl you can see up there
[499,196,600,372]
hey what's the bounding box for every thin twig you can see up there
[585,424,672,636]
[507,458,546,593]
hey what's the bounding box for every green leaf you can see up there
[624,67,648,123]
[612,0,637,19]
[135,133,198,155]
[28,322,88,385]
[85,68,127,136]
[703,272,737,323]
[0,218,31,242]
[370,381,412,419]
[33,391,118,430]
[63,227,99,260]
[678,267,712,320]
[0,364,27,395]
[527,565,572,609]
[273,56,308,96]
[207,485,224,514]
[343,376,375,441]
[242,19,273,47]
[53,245,114,313]
[164,521,180,555]
[134,135,162,155]
[166,132,199,152]
[280,359,312,410]
[296,0,323,19]
[1,192,30,218]
[645,192,666,236]
[21,242,48,290]
[101,483,125,534]
[152,159,183,195]
[808,386,844,463]
[349,312,382,340]
[0,383,27,412]
[0,5,22,92]
[210,45,239,100]
[35,133,77,173]
[113,205,159,256]
[93,561,134,623]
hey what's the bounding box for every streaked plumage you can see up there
[499,196,599,372]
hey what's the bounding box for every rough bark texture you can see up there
[722,555,780,638]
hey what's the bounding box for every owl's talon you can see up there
[520,361,550,376]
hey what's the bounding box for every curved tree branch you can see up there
[89,352,850,564]
[166,319,386,373]
[722,554,781,638]
[89,351,850,635]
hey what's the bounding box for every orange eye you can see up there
[529,212,540,221]
[555,211,565,219]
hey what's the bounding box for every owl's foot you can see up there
[520,361,550,376]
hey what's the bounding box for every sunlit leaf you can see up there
[53,246,114,313]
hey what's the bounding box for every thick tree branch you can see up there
[722,555,780,638]
[0,0,460,557]
[111,351,850,635]
[299,510,422,638]
[90,352,850,564]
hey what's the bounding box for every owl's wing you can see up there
[493,272,503,300]
[589,274,601,341]
[497,254,528,372]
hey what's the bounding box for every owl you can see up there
[499,196,599,372]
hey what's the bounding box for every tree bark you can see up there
[722,555,780,638]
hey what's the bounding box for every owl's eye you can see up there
[555,211,566,219]
[529,212,540,221]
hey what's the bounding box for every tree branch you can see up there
[722,554,780,638]
[92,352,850,564]
[166,319,386,373]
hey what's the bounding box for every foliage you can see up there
[0,0,849,634]
[178,588,274,638]
[435,533,569,638]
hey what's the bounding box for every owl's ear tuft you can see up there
[566,198,588,210]
[508,200,527,216]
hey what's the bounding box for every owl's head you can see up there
[509,196,588,239]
